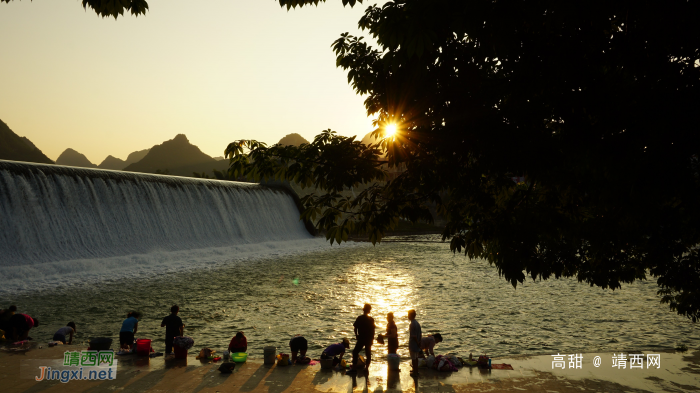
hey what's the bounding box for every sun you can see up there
[385,123,397,138]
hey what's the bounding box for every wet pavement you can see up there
[2,345,699,392]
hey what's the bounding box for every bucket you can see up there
[387,354,401,370]
[320,358,334,370]
[174,345,187,359]
[136,339,152,356]
[263,346,276,365]
[89,338,112,351]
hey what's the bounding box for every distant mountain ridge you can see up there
[124,148,150,166]
[278,133,309,146]
[0,119,54,164]
[96,148,150,170]
[56,148,97,168]
[98,155,127,170]
[123,134,222,176]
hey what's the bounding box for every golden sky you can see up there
[0,0,374,164]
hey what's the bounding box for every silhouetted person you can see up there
[352,303,375,371]
[289,335,308,363]
[228,331,247,353]
[385,312,399,355]
[321,338,350,365]
[0,305,17,332]
[161,305,184,355]
[8,313,38,341]
[408,309,421,376]
[53,322,76,344]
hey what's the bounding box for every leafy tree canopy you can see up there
[227,0,700,320]
[1,0,148,19]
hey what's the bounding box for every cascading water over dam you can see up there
[0,160,317,291]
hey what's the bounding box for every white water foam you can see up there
[0,237,364,295]
[0,160,363,294]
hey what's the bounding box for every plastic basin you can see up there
[89,338,113,351]
[231,352,247,363]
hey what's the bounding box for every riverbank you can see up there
[2,345,698,392]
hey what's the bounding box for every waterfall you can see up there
[0,160,317,290]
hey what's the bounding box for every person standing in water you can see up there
[385,312,399,355]
[352,303,375,371]
[408,309,422,376]
[161,305,184,355]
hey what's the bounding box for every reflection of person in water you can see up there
[385,312,399,354]
[387,368,401,389]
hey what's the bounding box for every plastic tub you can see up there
[231,352,247,363]
[136,339,152,356]
[89,338,113,351]
[320,358,334,370]
[263,346,276,365]
[387,354,401,370]
[174,345,187,359]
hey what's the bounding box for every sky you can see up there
[0,0,376,164]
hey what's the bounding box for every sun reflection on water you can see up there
[347,262,417,358]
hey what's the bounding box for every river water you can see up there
[4,235,698,359]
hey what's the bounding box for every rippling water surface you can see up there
[6,235,698,359]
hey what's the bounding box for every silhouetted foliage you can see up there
[228,0,700,320]
[192,169,236,181]
[1,0,148,19]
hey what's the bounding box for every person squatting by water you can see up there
[161,305,184,355]
[421,333,443,357]
[52,322,76,344]
[321,338,350,365]
[352,303,376,371]
[0,305,17,334]
[408,309,422,376]
[120,311,140,350]
[228,331,247,353]
[289,335,309,364]
[7,312,38,341]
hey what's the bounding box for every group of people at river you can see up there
[119,302,442,375]
[293,304,443,375]
[3,303,442,375]
[1,305,76,345]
